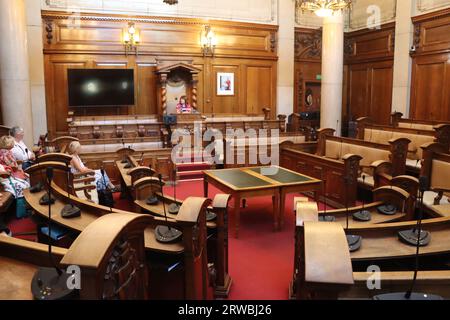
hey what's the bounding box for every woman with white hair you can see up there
[10,126,35,170]
[68,141,115,192]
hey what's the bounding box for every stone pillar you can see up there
[25,0,48,141]
[0,0,34,146]
[276,0,295,118]
[320,12,344,135]
[391,0,414,117]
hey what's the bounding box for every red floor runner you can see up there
[162,180,333,300]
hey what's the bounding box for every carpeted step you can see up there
[177,170,204,180]
[176,162,211,172]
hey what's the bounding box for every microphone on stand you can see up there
[353,175,371,221]
[146,165,159,205]
[168,167,180,214]
[319,176,335,222]
[344,176,362,252]
[398,176,431,247]
[375,176,441,300]
[120,139,127,164]
[31,167,75,300]
[60,163,81,218]
[154,174,182,243]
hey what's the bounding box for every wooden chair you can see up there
[51,136,79,154]
[420,142,450,217]
[36,153,72,165]
[26,161,97,203]
[0,125,11,137]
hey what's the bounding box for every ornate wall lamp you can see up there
[200,25,217,57]
[123,22,140,56]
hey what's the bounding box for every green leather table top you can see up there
[249,167,313,184]
[204,166,317,190]
[206,169,272,189]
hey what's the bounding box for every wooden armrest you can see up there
[295,200,318,226]
[370,160,392,174]
[74,184,96,192]
[73,171,95,178]
[431,187,450,193]
[303,222,353,287]
[211,194,231,210]
[74,177,95,184]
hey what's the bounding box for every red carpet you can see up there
[163,180,333,300]
[6,181,333,300]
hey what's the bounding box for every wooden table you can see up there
[203,165,321,237]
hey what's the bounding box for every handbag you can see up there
[8,177,29,218]
[98,189,114,207]
[98,171,114,207]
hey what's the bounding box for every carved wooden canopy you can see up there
[156,62,202,115]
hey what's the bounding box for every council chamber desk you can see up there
[203,166,321,237]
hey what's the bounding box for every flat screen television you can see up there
[67,69,135,107]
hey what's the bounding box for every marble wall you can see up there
[42,0,278,24]
[415,0,450,15]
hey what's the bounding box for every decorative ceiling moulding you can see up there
[417,0,450,13]
[348,0,396,31]
[44,0,278,25]
[40,10,278,30]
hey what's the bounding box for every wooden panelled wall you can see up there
[344,23,395,125]
[42,11,278,137]
[294,23,395,126]
[294,28,322,114]
[410,8,450,121]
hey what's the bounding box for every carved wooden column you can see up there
[160,73,168,115]
[191,74,199,110]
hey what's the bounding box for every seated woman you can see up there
[10,126,36,170]
[176,96,193,114]
[0,136,30,199]
[68,141,115,192]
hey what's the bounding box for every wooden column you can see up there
[160,73,168,115]
[191,74,198,110]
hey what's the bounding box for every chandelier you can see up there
[296,0,352,17]
[163,0,178,4]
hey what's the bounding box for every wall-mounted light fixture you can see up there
[123,22,140,56]
[200,25,217,57]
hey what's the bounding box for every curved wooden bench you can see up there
[312,186,411,226]
[25,182,215,299]
[0,213,151,299]
[133,176,233,297]
[290,211,450,299]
